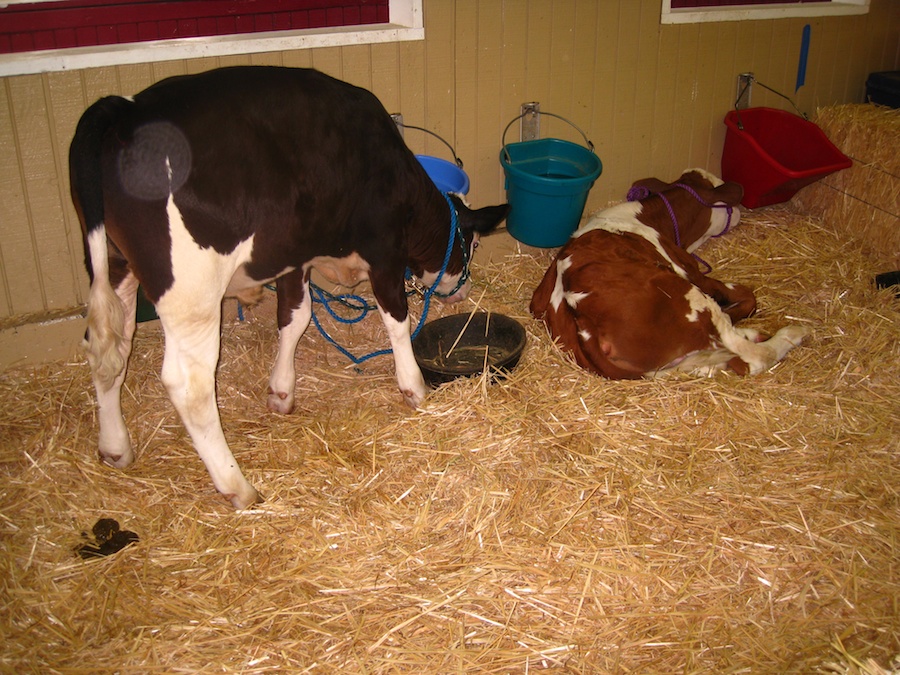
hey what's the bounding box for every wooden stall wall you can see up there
[1,0,898,368]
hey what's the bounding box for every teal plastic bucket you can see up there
[500,138,602,247]
[417,155,470,194]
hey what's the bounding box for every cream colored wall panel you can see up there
[451,2,478,199]
[629,1,666,184]
[868,2,899,73]
[340,45,374,91]
[23,78,79,314]
[311,47,344,79]
[0,81,27,319]
[686,24,718,169]
[651,24,682,180]
[472,3,505,205]
[570,1,602,206]
[185,57,218,75]
[420,0,455,165]
[747,20,775,98]
[703,23,740,171]
[588,1,621,208]
[44,71,89,306]
[3,75,55,316]
[840,17,868,102]
[763,20,796,107]
[217,53,254,69]
[523,0,552,110]
[571,0,599,119]
[282,50,313,69]
[397,41,426,156]
[150,60,187,84]
[547,0,576,134]
[669,25,702,183]
[250,51,285,67]
[369,43,401,114]
[809,20,842,108]
[494,3,528,214]
[605,1,642,192]
[496,3,528,152]
[80,67,120,105]
[116,63,155,94]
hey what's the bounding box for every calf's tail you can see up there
[69,96,133,390]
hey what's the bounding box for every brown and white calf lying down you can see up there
[530,169,808,379]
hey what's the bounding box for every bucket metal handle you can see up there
[732,74,809,130]
[501,111,595,163]
[396,121,464,169]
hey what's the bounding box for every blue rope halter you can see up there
[309,192,466,364]
[626,183,734,274]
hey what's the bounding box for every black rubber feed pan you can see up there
[413,312,526,386]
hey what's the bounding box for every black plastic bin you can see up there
[865,71,900,108]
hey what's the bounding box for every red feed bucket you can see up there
[721,107,852,209]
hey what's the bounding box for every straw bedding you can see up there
[1,200,898,672]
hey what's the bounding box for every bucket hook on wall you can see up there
[501,111,595,163]
[394,119,464,169]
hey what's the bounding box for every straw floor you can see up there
[1,203,898,673]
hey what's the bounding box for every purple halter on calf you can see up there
[626,181,736,273]
[69,66,509,508]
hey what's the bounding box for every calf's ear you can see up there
[459,202,511,234]
[713,181,744,206]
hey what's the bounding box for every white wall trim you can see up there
[0,0,423,76]
[661,0,870,24]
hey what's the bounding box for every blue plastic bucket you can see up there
[417,155,470,194]
[500,138,602,247]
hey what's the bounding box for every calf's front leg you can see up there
[370,269,428,407]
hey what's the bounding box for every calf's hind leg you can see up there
[156,296,260,509]
[89,270,139,468]
[267,269,312,415]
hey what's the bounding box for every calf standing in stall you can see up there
[530,169,808,378]
[69,66,509,508]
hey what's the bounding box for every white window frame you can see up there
[661,0,870,24]
[0,0,423,76]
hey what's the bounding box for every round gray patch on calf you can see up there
[118,121,192,201]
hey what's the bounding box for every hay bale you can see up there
[792,104,900,269]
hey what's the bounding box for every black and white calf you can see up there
[69,66,509,508]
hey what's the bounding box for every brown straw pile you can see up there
[1,196,898,672]
[793,103,900,269]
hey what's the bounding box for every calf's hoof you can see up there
[225,484,262,510]
[266,389,294,415]
[401,385,428,409]
[777,325,811,347]
[99,447,134,470]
